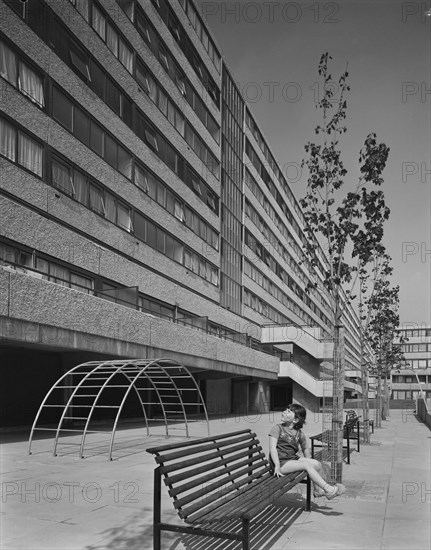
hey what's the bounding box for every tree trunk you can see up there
[376,375,382,428]
[360,336,370,443]
[382,376,388,420]
[330,324,345,483]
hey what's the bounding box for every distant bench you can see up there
[310,411,360,464]
[146,429,311,550]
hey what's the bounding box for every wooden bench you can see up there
[310,412,360,464]
[146,428,311,550]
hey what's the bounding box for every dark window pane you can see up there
[104,134,117,169]
[147,221,157,248]
[52,88,73,131]
[73,107,89,145]
[156,227,165,253]
[122,96,132,127]
[70,46,90,81]
[118,145,132,179]
[90,121,104,156]
[106,78,121,115]
[134,212,146,241]
[89,59,105,99]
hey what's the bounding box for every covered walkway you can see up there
[1,408,430,549]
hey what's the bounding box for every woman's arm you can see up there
[300,431,311,458]
[269,436,284,477]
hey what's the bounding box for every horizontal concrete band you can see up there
[0,315,277,380]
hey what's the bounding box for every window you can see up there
[89,183,105,214]
[70,45,91,81]
[191,175,202,195]
[168,14,181,42]
[18,131,43,176]
[0,40,45,107]
[174,200,185,222]
[52,158,74,196]
[0,118,16,162]
[118,0,134,21]
[144,125,158,151]
[159,46,169,70]
[92,3,106,40]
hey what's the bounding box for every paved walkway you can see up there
[1,408,430,549]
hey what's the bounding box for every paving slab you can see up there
[1,409,430,549]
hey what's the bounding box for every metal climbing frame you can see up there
[28,358,209,460]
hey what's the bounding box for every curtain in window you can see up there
[18,61,44,107]
[105,192,116,223]
[135,164,148,191]
[50,264,69,287]
[0,118,16,161]
[117,146,132,179]
[18,132,42,176]
[76,0,90,21]
[52,160,74,196]
[89,184,105,214]
[117,203,132,231]
[0,41,17,85]
[73,171,88,205]
[106,24,118,56]
[118,40,133,73]
[92,4,106,40]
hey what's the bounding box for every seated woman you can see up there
[269,403,342,499]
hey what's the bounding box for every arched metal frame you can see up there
[28,358,209,460]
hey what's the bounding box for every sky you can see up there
[196,0,431,328]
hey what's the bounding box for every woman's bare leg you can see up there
[280,458,333,494]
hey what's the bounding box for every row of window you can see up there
[135,164,218,250]
[244,229,331,327]
[402,344,431,352]
[91,1,133,73]
[245,197,307,286]
[393,375,429,383]
[399,328,431,338]
[4,1,220,198]
[245,139,303,239]
[392,390,430,400]
[244,167,331,312]
[243,288,294,326]
[0,237,212,321]
[245,108,303,221]
[0,40,44,107]
[0,237,251,347]
[0,116,220,284]
[244,258,330,330]
[177,0,221,72]
[87,0,220,175]
[115,0,220,141]
[136,60,219,178]
[149,0,220,106]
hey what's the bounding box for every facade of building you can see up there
[391,325,431,400]
[0,0,366,428]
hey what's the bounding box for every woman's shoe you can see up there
[324,485,339,500]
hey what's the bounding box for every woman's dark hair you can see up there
[288,403,306,430]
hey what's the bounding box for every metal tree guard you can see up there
[28,358,209,460]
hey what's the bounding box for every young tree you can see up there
[367,281,406,427]
[300,53,390,481]
[357,253,393,442]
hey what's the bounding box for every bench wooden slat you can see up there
[164,446,264,485]
[209,471,307,520]
[168,450,266,497]
[146,429,252,455]
[184,469,274,522]
[159,438,261,475]
[154,433,256,464]
[173,459,270,509]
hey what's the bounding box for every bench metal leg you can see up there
[346,433,351,464]
[306,475,311,511]
[242,517,250,550]
[356,423,360,452]
[154,467,162,550]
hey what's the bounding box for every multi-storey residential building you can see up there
[391,325,431,400]
[0,0,367,428]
